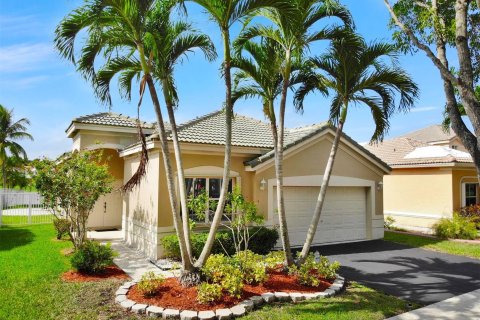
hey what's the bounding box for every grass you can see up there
[0,224,412,320]
[244,282,415,320]
[0,224,141,320]
[1,214,53,225]
[384,231,480,259]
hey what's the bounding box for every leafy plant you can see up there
[197,282,223,304]
[201,254,243,298]
[234,250,267,284]
[384,216,396,230]
[434,214,478,240]
[289,253,340,287]
[53,217,71,240]
[70,240,117,274]
[137,271,164,297]
[264,251,285,272]
[459,205,480,229]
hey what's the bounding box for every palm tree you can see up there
[294,32,418,263]
[180,0,293,268]
[234,0,353,266]
[54,0,197,276]
[0,105,33,190]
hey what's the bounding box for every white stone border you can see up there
[115,275,346,319]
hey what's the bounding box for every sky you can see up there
[0,0,453,159]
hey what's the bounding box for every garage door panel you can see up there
[273,186,367,246]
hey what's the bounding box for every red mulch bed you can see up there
[62,265,130,282]
[127,271,332,311]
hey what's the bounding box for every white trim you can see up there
[391,162,474,169]
[66,122,154,138]
[461,180,479,207]
[184,166,240,177]
[266,175,376,224]
[385,210,447,219]
[83,143,125,151]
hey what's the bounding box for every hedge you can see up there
[161,226,279,259]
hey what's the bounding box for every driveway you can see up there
[311,240,480,305]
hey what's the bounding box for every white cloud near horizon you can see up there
[411,106,437,113]
[0,43,54,73]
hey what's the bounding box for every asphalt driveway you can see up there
[311,240,480,305]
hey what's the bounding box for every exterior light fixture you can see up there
[260,178,267,191]
[377,181,383,191]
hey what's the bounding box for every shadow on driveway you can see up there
[307,240,480,305]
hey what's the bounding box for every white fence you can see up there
[0,191,53,226]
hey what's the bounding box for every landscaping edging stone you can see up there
[116,275,346,319]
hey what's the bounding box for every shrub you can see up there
[384,216,395,230]
[161,227,278,259]
[137,271,164,297]
[434,214,478,240]
[289,253,340,287]
[53,217,71,240]
[70,240,116,274]
[197,282,223,304]
[201,254,243,298]
[234,250,267,284]
[264,251,285,271]
[459,205,480,228]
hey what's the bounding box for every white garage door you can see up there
[273,186,367,246]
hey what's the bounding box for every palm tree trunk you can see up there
[195,28,233,268]
[162,84,194,260]
[276,50,294,266]
[298,108,347,264]
[145,75,194,273]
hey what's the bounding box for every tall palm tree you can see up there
[234,0,353,266]
[54,0,197,276]
[294,32,418,263]
[180,0,293,268]
[0,105,33,190]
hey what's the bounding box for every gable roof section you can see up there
[245,123,391,173]
[402,124,456,143]
[364,136,473,167]
[70,112,155,129]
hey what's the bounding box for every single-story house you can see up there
[364,125,477,233]
[67,110,389,259]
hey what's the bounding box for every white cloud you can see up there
[411,106,437,113]
[0,43,54,73]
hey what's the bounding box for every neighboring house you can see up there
[365,125,477,233]
[67,110,389,259]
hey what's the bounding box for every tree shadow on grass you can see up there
[0,227,35,251]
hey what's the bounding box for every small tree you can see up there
[35,151,113,249]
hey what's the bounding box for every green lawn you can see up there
[0,224,413,320]
[384,231,480,259]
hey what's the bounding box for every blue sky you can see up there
[0,0,450,159]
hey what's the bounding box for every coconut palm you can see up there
[0,105,33,190]
[54,0,198,277]
[294,32,418,263]
[234,0,353,266]
[180,0,293,268]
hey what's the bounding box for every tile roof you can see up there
[72,112,155,129]
[402,124,456,143]
[364,132,473,167]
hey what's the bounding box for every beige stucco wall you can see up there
[123,151,161,259]
[72,130,139,151]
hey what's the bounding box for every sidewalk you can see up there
[388,289,480,320]
[109,240,179,280]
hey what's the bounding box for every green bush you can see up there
[197,282,223,304]
[434,214,478,240]
[161,227,278,259]
[234,250,267,284]
[384,216,395,230]
[137,271,164,297]
[201,254,243,298]
[289,253,340,287]
[459,205,480,229]
[70,240,116,274]
[53,217,71,240]
[264,250,285,271]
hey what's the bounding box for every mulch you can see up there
[62,265,130,282]
[127,271,332,311]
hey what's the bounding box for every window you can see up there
[463,183,478,207]
[185,177,233,223]
[451,145,458,150]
